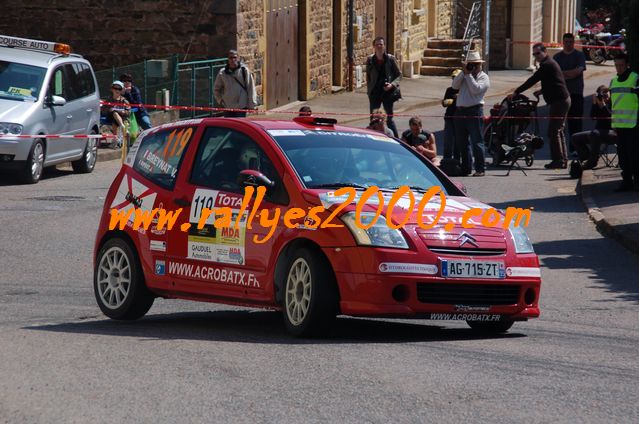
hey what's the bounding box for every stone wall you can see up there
[436,0,456,38]
[0,0,238,71]
[489,0,510,69]
[237,0,265,106]
[308,0,333,96]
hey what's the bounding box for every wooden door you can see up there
[266,0,299,109]
[375,0,387,41]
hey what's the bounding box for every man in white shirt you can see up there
[452,50,490,176]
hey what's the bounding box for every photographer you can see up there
[366,36,401,138]
[571,85,614,170]
[452,51,490,177]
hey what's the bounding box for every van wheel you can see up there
[466,320,514,334]
[22,139,45,184]
[282,248,338,337]
[94,238,154,320]
[72,132,98,173]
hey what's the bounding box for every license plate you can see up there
[440,259,505,279]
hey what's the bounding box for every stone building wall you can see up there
[308,0,333,96]
[0,0,238,71]
[436,0,456,38]
[237,0,265,106]
[489,0,510,69]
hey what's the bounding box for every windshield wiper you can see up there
[308,182,368,190]
[384,185,431,193]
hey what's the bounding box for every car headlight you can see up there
[0,123,23,135]
[509,224,534,254]
[341,212,409,249]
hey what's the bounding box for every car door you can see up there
[166,124,289,303]
[124,124,200,293]
[65,63,98,157]
[42,65,72,162]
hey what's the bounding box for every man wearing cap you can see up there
[510,43,570,169]
[120,73,152,130]
[452,50,490,176]
[213,49,257,117]
[101,80,130,147]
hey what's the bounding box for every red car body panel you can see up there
[94,118,541,322]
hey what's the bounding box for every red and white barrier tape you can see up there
[0,134,113,139]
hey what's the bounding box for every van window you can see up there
[68,63,96,98]
[133,126,196,190]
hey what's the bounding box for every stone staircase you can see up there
[421,39,483,76]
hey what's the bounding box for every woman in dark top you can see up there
[510,43,571,169]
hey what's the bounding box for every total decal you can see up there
[187,189,247,265]
[109,175,157,232]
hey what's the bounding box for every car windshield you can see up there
[269,129,448,194]
[0,61,46,101]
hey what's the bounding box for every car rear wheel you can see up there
[466,320,514,333]
[22,139,45,184]
[72,132,98,173]
[282,248,338,337]
[94,238,154,320]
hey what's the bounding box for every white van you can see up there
[0,35,100,183]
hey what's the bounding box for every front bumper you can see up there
[323,246,541,321]
[0,137,32,162]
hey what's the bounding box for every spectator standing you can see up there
[214,49,257,117]
[402,116,437,163]
[609,54,639,191]
[511,43,570,169]
[366,36,401,138]
[442,69,461,161]
[554,33,587,154]
[452,50,490,176]
[119,73,152,130]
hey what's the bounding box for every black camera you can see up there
[466,63,476,71]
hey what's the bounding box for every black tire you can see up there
[466,320,514,334]
[22,139,45,184]
[589,48,606,65]
[281,247,339,337]
[94,237,154,320]
[525,155,534,167]
[72,132,98,173]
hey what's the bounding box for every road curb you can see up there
[578,170,639,257]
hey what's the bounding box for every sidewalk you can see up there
[579,166,639,257]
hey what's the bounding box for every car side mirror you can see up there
[453,180,467,195]
[47,95,67,107]
[238,169,275,189]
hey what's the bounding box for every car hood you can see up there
[310,188,510,248]
[0,98,40,124]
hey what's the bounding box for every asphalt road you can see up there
[1,91,638,422]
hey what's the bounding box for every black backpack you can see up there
[569,160,583,179]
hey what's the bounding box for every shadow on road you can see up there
[25,311,526,344]
[0,166,74,187]
[535,237,639,304]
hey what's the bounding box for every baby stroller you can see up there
[483,93,541,168]
[501,133,544,176]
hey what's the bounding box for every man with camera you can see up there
[452,50,490,176]
[510,43,570,169]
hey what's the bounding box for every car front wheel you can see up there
[94,238,154,320]
[282,248,338,337]
[22,139,45,184]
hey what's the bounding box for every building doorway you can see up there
[266,0,299,108]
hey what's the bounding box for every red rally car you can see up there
[93,116,541,337]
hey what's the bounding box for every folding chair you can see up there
[599,130,618,168]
